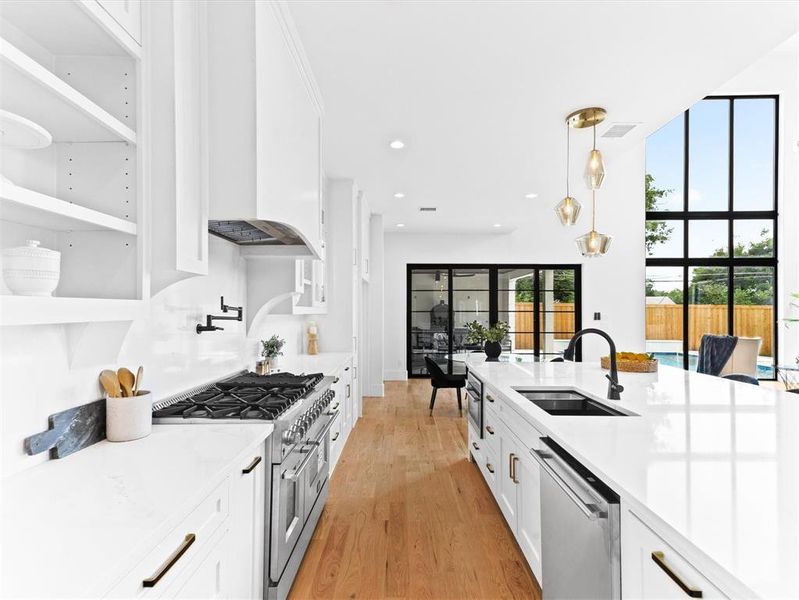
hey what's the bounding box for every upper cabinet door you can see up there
[359,192,370,281]
[95,0,142,44]
[255,1,322,254]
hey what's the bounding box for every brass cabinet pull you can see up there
[242,456,262,474]
[346,384,351,398]
[331,402,340,410]
[472,442,480,451]
[509,453,519,483]
[142,533,196,587]
[333,377,340,383]
[485,426,495,435]
[651,551,703,598]
[486,394,495,403]
[486,463,495,473]
[332,432,340,441]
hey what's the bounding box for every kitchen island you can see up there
[466,355,799,599]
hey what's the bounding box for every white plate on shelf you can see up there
[0,110,52,149]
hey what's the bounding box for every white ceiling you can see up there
[290,1,798,232]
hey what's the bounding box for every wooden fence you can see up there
[511,302,773,356]
[646,304,773,356]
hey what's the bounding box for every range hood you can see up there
[208,220,304,246]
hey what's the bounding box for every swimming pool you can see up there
[652,352,774,378]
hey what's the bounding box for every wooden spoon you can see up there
[118,368,135,397]
[133,366,144,395]
[99,370,121,398]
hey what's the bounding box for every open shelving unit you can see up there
[0,0,146,329]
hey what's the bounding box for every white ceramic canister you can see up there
[2,240,60,296]
[106,391,153,442]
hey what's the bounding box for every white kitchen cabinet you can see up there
[497,421,521,527]
[515,446,543,580]
[148,0,209,294]
[622,508,728,600]
[359,191,371,282]
[96,0,142,45]
[493,419,543,583]
[205,0,324,258]
[228,444,267,600]
[329,357,355,474]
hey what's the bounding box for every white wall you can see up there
[383,143,647,379]
[713,36,799,366]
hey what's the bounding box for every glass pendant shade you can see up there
[555,196,582,226]
[584,148,605,189]
[575,229,612,257]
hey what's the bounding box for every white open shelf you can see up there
[0,38,136,144]
[0,182,136,235]
[0,0,140,59]
[0,295,145,326]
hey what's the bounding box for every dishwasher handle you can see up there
[531,448,607,521]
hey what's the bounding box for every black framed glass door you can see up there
[407,264,582,377]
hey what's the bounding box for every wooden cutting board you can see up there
[24,399,106,459]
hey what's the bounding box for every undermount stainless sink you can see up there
[514,389,634,417]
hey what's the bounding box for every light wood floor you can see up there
[288,380,542,600]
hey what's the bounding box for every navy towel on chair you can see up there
[722,373,759,386]
[697,334,738,376]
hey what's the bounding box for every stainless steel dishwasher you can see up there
[531,437,621,600]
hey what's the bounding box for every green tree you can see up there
[514,271,575,304]
[645,174,674,254]
[690,229,773,305]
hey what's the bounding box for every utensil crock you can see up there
[106,390,152,442]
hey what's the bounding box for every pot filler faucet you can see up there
[196,296,243,334]
[563,328,624,401]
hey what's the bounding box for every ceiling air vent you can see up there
[601,123,637,138]
[419,207,437,212]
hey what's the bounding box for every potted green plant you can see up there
[258,335,286,374]
[465,320,510,362]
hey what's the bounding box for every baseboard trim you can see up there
[367,383,385,397]
[384,369,408,381]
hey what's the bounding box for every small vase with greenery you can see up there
[465,320,510,362]
[259,335,286,372]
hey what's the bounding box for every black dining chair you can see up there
[424,356,466,416]
[722,373,759,386]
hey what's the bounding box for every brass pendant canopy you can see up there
[575,229,612,257]
[566,107,607,129]
[555,196,582,226]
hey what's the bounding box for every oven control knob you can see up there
[282,427,299,444]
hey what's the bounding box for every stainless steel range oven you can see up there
[465,370,483,436]
[152,371,338,600]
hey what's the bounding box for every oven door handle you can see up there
[283,446,317,481]
[307,410,340,446]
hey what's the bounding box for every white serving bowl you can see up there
[2,240,60,296]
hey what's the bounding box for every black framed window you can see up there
[645,95,778,379]
[407,264,582,377]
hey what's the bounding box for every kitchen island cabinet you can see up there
[466,356,799,599]
[1,424,273,599]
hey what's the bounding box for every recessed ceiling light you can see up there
[389,139,405,149]
[396,223,405,228]
[493,223,502,228]
[525,193,538,199]
[394,192,405,199]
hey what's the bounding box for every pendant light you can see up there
[585,112,606,189]
[565,106,611,257]
[554,122,581,226]
[575,189,612,257]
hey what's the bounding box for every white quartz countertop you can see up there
[0,423,273,598]
[273,352,353,376]
[466,356,799,600]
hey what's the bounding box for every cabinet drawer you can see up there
[105,479,230,598]
[482,404,500,457]
[622,509,728,599]
[468,423,483,464]
[478,445,499,495]
[501,405,543,450]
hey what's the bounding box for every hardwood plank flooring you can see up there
[289,379,542,600]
